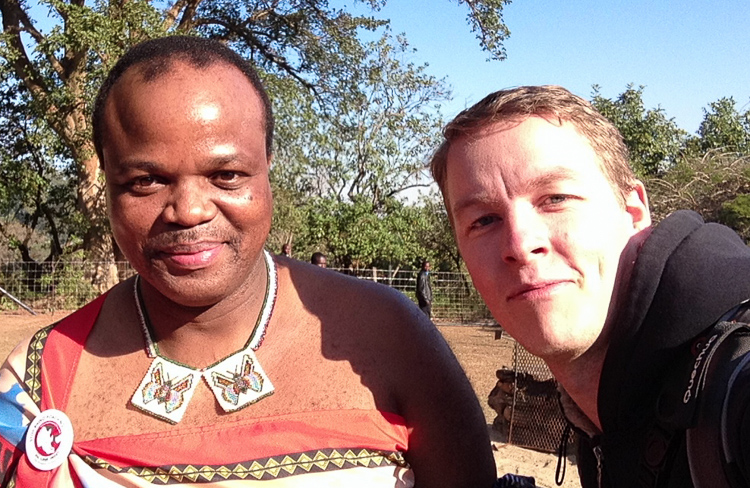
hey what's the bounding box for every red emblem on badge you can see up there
[34,420,62,456]
[25,409,74,471]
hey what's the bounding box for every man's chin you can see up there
[140,271,235,306]
[154,286,225,309]
[496,319,597,361]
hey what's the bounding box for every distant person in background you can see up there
[416,260,433,318]
[280,243,292,257]
[311,252,327,268]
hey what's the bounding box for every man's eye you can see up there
[471,215,499,229]
[213,171,242,184]
[132,176,157,188]
[544,195,570,205]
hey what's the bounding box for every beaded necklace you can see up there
[130,250,277,424]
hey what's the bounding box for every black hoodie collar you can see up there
[599,210,750,431]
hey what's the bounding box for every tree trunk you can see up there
[77,147,118,292]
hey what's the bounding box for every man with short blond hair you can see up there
[433,85,750,487]
[431,85,636,204]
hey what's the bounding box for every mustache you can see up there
[143,229,238,253]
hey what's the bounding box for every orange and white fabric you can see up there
[0,295,414,487]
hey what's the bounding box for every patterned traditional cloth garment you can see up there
[0,294,414,487]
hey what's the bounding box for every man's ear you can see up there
[624,179,651,231]
[267,153,274,169]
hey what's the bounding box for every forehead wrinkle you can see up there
[521,166,582,194]
[451,192,502,219]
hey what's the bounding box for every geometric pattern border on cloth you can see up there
[23,323,56,407]
[83,448,409,484]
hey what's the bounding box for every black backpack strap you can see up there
[685,319,750,487]
[642,302,750,488]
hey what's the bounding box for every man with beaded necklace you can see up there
[0,36,495,487]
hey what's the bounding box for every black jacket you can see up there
[416,270,432,305]
[571,211,750,488]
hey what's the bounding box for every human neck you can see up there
[547,349,606,430]
[137,257,269,367]
[551,228,652,430]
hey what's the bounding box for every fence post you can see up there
[0,286,36,315]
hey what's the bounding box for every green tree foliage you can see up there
[0,0,511,283]
[458,0,512,61]
[591,84,687,176]
[645,151,750,238]
[693,97,750,155]
[267,191,461,272]
[592,85,750,242]
[405,193,462,272]
[719,193,750,242]
[0,75,78,262]
[0,0,166,287]
[272,30,447,206]
[306,197,413,268]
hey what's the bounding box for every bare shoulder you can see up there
[2,330,39,373]
[279,260,496,485]
[278,258,465,402]
[281,258,441,348]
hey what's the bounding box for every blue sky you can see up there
[357,0,750,133]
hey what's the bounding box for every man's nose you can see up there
[501,207,549,265]
[161,179,218,227]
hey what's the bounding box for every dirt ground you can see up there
[438,325,580,488]
[0,312,581,488]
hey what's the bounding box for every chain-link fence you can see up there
[0,261,131,312]
[487,334,568,453]
[0,260,493,323]
[509,342,567,452]
[336,267,493,324]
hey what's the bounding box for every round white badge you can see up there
[25,409,74,471]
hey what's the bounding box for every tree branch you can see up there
[199,16,316,91]
[177,0,204,31]
[163,0,188,30]
[0,0,52,97]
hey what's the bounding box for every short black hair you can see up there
[311,252,327,265]
[92,35,274,166]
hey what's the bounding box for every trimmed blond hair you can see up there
[430,85,636,202]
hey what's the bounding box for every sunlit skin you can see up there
[102,62,273,309]
[445,116,650,368]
